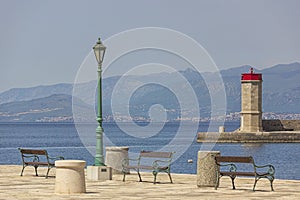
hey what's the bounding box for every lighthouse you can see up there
[240,68,263,132]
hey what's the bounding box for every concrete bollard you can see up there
[219,126,225,133]
[105,146,129,174]
[197,151,220,187]
[55,160,86,194]
[87,166,112,181]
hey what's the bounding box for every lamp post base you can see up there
[87,166,112,181]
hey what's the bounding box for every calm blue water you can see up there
[0,122,299,180]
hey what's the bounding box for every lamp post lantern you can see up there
[93,38,106,166]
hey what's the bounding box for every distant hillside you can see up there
[0,94,93,122]
[0,83,72,105]
[0,62,299,122]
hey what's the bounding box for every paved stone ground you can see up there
[0,165,299,199]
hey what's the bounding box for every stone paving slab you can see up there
[0,165,299,199]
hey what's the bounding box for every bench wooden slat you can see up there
[220,171,255,176]
[24,162,54,166]
[215,156,253,163]
[126,165,169,171]
[140,151,172,158]
[20,149,47,155]
[126,165,153,170]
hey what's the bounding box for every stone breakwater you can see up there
[262,120,300,132]
[197,131,300,143]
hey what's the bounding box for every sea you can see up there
[0,122,299,180]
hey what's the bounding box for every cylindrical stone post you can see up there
[55,160,86,194]
[105,146,129,174]
[219,126,225,133]
[197,151,220,187]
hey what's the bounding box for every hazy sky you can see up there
[0,0,299,92]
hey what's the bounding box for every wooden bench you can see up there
[19,148,64,178]
[215,156,275,191]
[122,151,174,184]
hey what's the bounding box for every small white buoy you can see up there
[187,159,193,163]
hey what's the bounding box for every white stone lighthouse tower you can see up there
[240,68,263,132]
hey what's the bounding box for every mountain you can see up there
[0,62,299,122]
[0,83,72,105]
[0,94,93,122]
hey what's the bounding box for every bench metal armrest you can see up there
[254,164,275,175]
[154,159,170,164]
[48,156,64,161]
[33,155,40,162]
[23,154,38,159]
[22,154,40,162]
[218,163,237,172]
[152,159,170,167]
[122,158,139,167]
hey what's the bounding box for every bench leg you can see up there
[215,173,220,190]
[253,177,259,191]
[269,177,274,191]
[270,179,274,191]
[122,167,128,182]
[168,172,173,183]
[34,165,38,176]
[153,171,157,184]
[20,165,26,176]
[230,176,236,190]
[122,172,126,182]
[137,170,142,182]
[45,167,51,179]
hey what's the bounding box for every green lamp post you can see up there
[93,38,106,166]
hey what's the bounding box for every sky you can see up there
[0,0,299,93]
